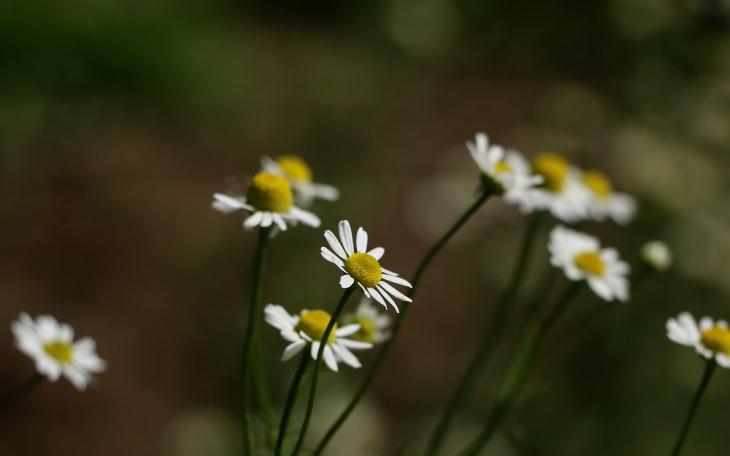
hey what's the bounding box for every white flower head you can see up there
[531,153,592,223]
[666,312,730,368]
[320,220,413,313]
[342,298,391,344]
[581,169,637,225]
[212,171,320,231]
[264,304,372,372]
[641,240,672,271]
[262,155,339,206]
[548,225,630,302]
[467,133,544,212]
[12,313,106,390]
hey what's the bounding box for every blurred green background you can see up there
[1,0,730,454]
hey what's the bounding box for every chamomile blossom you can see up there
[12,313,106,390]
[666,312,730,368]
[467,133,543,211]
[532,153,592,223]
[548,225,630,302]
[320,220,412,313]
[641,240,672,272]
[212,171,320,231]
[264,304,372,372]
[581,169,637,225]
[262,155,339,205]
[342,298,391,344]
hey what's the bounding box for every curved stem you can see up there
[241,226,271,455]
[291,286,356,456]
[425,212,543,455]
[670,360,716,456]
[458,281,582,456]
[0,373,44,410]
[312,190,492,455]
[274,353,311,456]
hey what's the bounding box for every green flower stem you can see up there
[547,260,654,352]
[0,373,44,410]
[241,226,272,456]
[458,281,582,456]
[312,190,492,456]
[670,360,717,456]
[425,212,543,455]
[274,352,311,456]
[291,286,356,456]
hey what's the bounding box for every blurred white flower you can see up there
[549,225,630,302]
[12,313,106,390]
[641,240,672,271]
[264,304,372,372]
[321,220,412,313]
[667,312,730,368]
[343,298,391,344]
[581,169,637,225]
[212,171,320,231]
[531,153,592,222]
[467,133,544,212]
[261,155,339,206]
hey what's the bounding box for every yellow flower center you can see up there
[701,326,730,356]
[494,161,513,174]
[295,310,337,344]
[574,251,605,277]
[344,253,382,288]
[354,316,376,342]
[44,341,73,364]
[246,172,294,213]
[533,153,570,192]
[276,155,313,183]
[582,170,613,199]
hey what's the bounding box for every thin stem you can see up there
[670,360,716,456]
[253,335,275,426]
[0,373,44,410]
[458,281,582,456]
[241,226,271,456]
[291,286,356,456]
[274,353,311,456]
[312,190,492,455]
[425,212,543,455]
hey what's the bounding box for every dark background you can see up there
[1,0,730,454]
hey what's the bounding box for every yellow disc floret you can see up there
[574,251,606,277]
[582,170,613,199]
[494,161,513,174]
[354,316,376,342]
[276,155,313,183]
[701,326,730,356]
[246,172,294,213]
[533,153,570,192]
[296,310,337,344]
[44,341,73,364]
[344,253,382,288]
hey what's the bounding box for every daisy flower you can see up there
[467,133,544,212]
[320,220,413,313]
[12,313,106,390]
[342,298,391,344]
[532,153,592,223]
[264,304,372,372]
[641,240,672,272]
[666,312,730,368]
[548,225,630,302]
[212,171,320,231]
[262,155,339,205]
[581,169,637,225]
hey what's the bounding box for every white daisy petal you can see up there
[324,230,348,259]
[339,220,355,256]
[356,227,368,253]
[282,340,307,361]
[368,247,385,260]
[340,274,355,288]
